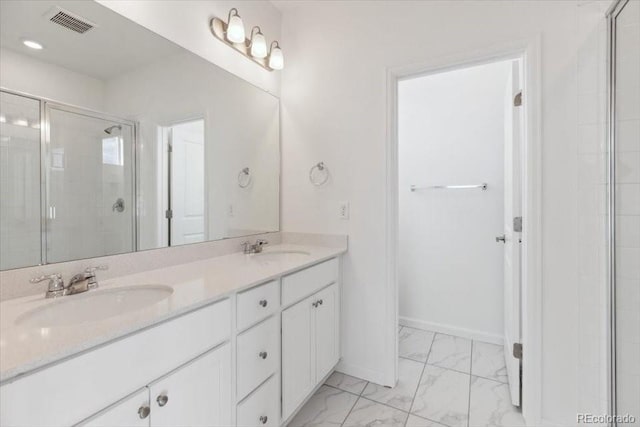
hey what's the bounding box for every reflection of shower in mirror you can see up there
[104,124,122,135]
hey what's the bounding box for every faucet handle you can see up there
[30,274,65,298]
[85,265,108,274]
[30,273,63,284]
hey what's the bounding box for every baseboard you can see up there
[335,360,389,386]
[399,316,504,345]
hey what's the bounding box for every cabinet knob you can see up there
[312,301,318,308]
[259,351,268,359]
[259,415,268,424]
[156,394,169,407]
[259,299,268,308]
[138,405,150,419]
[318,299,323,305]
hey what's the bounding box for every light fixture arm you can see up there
[269,40,280,53]
[227,8,240,22]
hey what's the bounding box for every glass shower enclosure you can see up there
[608,0,639,425]
[0,90,136,269]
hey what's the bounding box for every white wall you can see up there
[96,0,282,96]
[0,47,105,111]
[278,1,609,424]
[398,61,510,342]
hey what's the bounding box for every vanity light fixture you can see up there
[210,8,283,71]
[248,26,267,59]
[22,39,43,50]
[225,8,245,43]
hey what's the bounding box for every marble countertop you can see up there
[0,244,346,383]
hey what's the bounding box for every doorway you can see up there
[162,118,206,247]
[386,40,542,426]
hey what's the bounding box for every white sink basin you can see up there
[15,285,173,328]
[251,250,311,262]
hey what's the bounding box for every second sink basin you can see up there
[15,285,174,328]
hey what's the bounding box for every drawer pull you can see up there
[318,299,323,306]
[138,405,150,419]
[259,351,268,359]
[156,394,169,407]
[259,299,268,308]
[259,415,268,424]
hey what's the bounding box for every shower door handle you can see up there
[495,234,506,243]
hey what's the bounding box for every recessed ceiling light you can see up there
[23,40,43,50]
[13,119,29,127]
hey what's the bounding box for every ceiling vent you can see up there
[46,7,96,34]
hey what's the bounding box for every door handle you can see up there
[495,235,506,243]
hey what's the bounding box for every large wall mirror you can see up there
[0,1,280,270]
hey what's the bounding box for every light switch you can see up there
[338,201,349,220]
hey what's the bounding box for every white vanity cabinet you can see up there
[0,253,343,427]
[281,259,340,421]
[83,344,231,427]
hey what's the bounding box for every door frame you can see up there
[384,36,542,425]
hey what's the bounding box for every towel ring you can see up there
[238,167,252,188]
[309,162,329,186]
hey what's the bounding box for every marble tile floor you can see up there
[287,326,524,427]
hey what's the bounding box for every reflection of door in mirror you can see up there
[0,91,41,270]
[46,105,135,263]
[166,119,205,247]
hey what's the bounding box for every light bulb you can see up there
[226,9,245,43]
[250,29,267,59]
[0,115,6,123]
[268,42,284,70]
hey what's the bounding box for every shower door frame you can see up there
[42,101,138,264]
[606,0,629,422]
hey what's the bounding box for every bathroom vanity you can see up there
[0,245,344,426]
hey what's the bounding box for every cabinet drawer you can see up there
[236,316,278,400]
[282,258,339,306]
[237,280,279,331]
[0,299,231,427]
[237,376,278,427]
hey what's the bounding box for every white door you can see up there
[314,283,339,381]
[502,60,523,407]
[170,119,205,245]
[281,295,315,421]
[148,344,231,427]
[81,389,150,427]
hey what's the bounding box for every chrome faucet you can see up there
[241,239,269,254]
[67,265,109,295]
[30,265,108,299]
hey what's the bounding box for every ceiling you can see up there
[0,0,183,81]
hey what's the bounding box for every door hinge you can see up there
[513,216,523,232]
[514,91,523,107]
[165,209,173,219]
[513,342,523,360]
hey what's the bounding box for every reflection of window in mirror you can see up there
[102,136,123,166]
[51,148,65,170]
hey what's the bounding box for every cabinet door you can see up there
[81,388,150,427]
[314,283,340,380]
[149,344,231,427]
[281,295,315,421]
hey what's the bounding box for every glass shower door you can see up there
[45,105,135,263]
